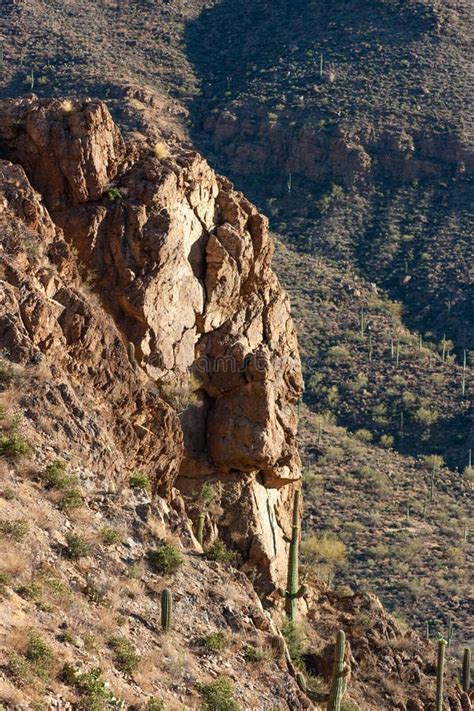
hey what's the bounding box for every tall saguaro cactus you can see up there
[161,588,172,632]
[327,630,347,711]
[436,639,447,711]
[278,489,306,621]
[462,647,471,692]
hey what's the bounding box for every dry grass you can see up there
[154,142,170,160]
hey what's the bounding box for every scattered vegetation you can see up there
[205,539,235,564]
[147,545,184,575]
[198,677,239,711]
[108,635,140,675]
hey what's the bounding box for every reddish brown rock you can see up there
[0,96,304,591]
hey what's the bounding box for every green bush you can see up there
[0,432,31,459]
[243,645,266,663]
[145,700,165,711]
[100,527,122,546]
[354,429,373,443]
[0,519,28,542]
[204,631,228,653]
[42,460,73,489]
[147,545,183,574]
[108,635,140,674]
[281,620,305,669]
[206,539,235,563]
[61,664,125,709]
[379,434,394,448]
[58,487,84,511]
[66,533,90,559]
[25,631,54,676]
[198,677,239,711]
[326,345,350,364]
[129,472,151,492]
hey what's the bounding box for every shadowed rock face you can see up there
[0,96,303,591]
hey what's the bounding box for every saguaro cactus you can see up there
[161,588,172,632]
[436,639,446,711]
[195,512,205,546]
[462,647,471,692]
[278,489,306,621]
[327,630,347,711]
[127,342,136,367]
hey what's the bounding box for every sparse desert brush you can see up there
[154,142,170,159]
[108,635,141,674]
[0,519,28,542]
[65,533,90,559]
[160,373,200,412]
[301,533,346,584]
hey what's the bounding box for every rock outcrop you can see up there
[0,96,303,592]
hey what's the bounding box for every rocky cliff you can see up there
[0,95,303,594]
[0,95,471,711]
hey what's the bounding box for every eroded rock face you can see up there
[0,158,183,497]
[0,96,304,590]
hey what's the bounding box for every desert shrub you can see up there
[145,699,165,711]
[161,373,200,412]
[326,345,350,364]
[42,460,72,489]
[204,631,228,653]
[106,186,122,202]
[129,472,151,492]
[206,539,235,563]
[100,527,122,546]
[154,142,170,159]
[372,404,389,426]
[61,664,125,709]
[347,372,368,393]
[355,466,389,493]
[301,533,347,583]
[0,572,11,597]
[9,651,35,685]
[17,581,43,605]
[281,620,305,669]
[198,677,238,711]
[147,545,183,574]
[379,434,394,448]
[26,631,54,668]
[354,429,373,443]
[0,519,28,542]
[108,636,140,674]
[0,432,31,459]
[243,645,266,663]
[414,407,439,429]
[58,487,84,511]
[423,454,444,471]
[65,533,90,559]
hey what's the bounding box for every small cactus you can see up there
[436,638,446,711]
[296,671,306,692]
[327,630,347,711]
[161,588,172,632]
[127,342,136,367]
[462,647,471,692]
[195,512,205,546]
[277,489,307,621]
